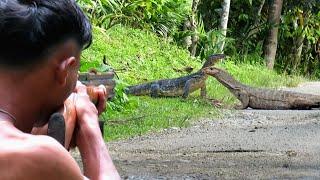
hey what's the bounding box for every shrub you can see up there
[77,0,190,38]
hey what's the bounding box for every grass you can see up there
[80,26,201,84]
[81,25,305,141]
[103,97,220,140]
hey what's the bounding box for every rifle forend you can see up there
[78,71,116,100]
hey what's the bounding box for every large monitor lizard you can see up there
[203,66,320,110]
[125,54,225,98]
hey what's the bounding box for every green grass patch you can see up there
[102,97,219,141]
[81,25,305,141]
[81,26,201,84]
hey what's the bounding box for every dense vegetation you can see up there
[76,0,316,140]
[78,0,319,76]
[198,0,319,76]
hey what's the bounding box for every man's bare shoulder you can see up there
[0,134,83,180]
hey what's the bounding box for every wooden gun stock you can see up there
[48,71,115,147]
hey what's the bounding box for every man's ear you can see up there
[55,56,76,85]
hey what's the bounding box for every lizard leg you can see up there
[183,78,197,98]
[234,92,249,109]
[150,84,160,98]
[200,85,207,98]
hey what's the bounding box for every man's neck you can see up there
[0,73,53,133]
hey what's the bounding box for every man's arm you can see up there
[76,113,119,179]
[31,82,120,179]
[73,83,120,180]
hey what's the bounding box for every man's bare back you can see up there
[0,121,83,179]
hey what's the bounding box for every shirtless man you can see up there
[0,0,120,179]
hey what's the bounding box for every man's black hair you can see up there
[0,0,92,68]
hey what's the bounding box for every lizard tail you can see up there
[125,83,151,96]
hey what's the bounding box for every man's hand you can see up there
[57,81,108,147]
[75,81,107,115]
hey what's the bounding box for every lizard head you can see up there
[201,54,225,69]
[202,66,244,91]
[202,66,220,75]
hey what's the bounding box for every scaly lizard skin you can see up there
[203,66,320,110]
[125,54,225,98]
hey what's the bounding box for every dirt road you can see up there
[83,82,320,179]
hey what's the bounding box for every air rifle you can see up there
[47,70,116,148]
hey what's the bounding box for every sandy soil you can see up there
[73,82,320,179]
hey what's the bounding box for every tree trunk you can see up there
[291,11,307,73]
[183,20,192,49]
[219,0,231,52]
[292,34,304,72]
[284,12,306,74]
[263,0,283,70]
[189,0,200,57]
[256,0,266,24]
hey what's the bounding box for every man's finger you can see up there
[98,85,107,96]
[75,81,88,95]
[97,85,107,114]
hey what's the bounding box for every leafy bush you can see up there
[277,6,320,76]
[77,0,190,38]
[197,0,319,77]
